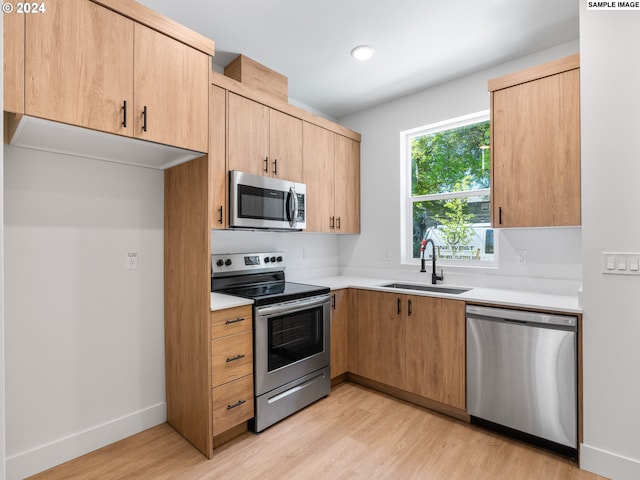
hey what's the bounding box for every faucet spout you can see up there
[423,239,444,285]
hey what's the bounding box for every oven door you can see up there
[254,294,330,396]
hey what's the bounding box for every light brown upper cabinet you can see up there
[490,54,581,228]
[334,134,361,233]
[3,10,25,114]
[228,92,303,182]
[303,123,360,233]
[209,85,228,229]
[22,0,209,152]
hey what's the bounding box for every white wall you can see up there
[579,3,640,479]
[1,16,6,480]
[337,40,583,295]
[3,147,166,479]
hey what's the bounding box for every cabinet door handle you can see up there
[330,216,335,229]
[397,298,401,315]
[273,159,278,176]
[142,106,148,132]
[225,317,245,325]
[226,399,246,411]
[408,299,412,316]
[499,206,503,225]
[218,205,223,224]
[225,354,246,363]
[336,217,341,230]
[331,293,336,309]
[264,157,269,173]
[122,100,127,128]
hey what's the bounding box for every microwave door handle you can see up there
[288,187,298,227]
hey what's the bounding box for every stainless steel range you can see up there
[211,252,331,432]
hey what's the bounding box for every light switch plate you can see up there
[127,252,138,270]
[602,252,640,276]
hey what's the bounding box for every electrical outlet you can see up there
[516,249,527,264]
[126,252,138,270]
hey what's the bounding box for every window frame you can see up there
[400,110,497,267]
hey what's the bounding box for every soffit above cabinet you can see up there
[8,116,204,170]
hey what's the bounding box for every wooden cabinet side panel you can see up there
[330,289,349,378]
[133,23,209,152]
[405,297,465,409]
[3,11,25,114]
[209,85,227,229]
[335,135,361,233]
[227,93,269,176]
[269,109,303,182]
[302,122,335,232]
[357,290,405,389]
[25,0,134,135]
[492,68,580,227]
[165,156,212,457]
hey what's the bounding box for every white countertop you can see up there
[210,292,253,311]
[303,276,582,314]
[211,276,581,314]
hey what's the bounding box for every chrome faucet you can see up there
[420,239,444,285]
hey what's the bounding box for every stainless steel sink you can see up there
[380,283,471,295]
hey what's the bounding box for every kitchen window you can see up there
[401,111,495,265]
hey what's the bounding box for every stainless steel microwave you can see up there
[229,171,306,230]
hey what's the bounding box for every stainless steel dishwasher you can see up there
[466,305,578,458]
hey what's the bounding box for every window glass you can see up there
[403,112,495,264]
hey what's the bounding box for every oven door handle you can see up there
[256,295,329,317]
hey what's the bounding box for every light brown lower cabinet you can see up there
[330,289,349,379]
[210,306,254,438]
[355,289,465,410]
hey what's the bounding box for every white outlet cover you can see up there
[127,252,138,270]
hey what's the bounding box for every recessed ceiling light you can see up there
[351,45,375,61]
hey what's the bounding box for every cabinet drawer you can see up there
[212,375,254,434]
[212,331,253,387]
[211,305,252,338]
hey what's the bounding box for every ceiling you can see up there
[137,0,579,119]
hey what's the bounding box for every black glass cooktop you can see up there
[221,281,329,306]
[212,271,329,306]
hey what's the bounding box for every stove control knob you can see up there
[264,257,270,263]
[270,256,276,263]
[224,259,232,266]
[277,256,283,262]
[216,259,224,267]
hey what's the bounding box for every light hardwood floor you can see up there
[29,382,606,480]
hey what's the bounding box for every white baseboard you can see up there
[581,443,640,480]
[6,403,166,480]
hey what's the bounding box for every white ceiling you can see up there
[137,0,579,119]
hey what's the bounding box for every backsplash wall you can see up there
[211,230,341,281]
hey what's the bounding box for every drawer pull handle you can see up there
[225,317,245,325]
[226,354,246,363]
[227,399,246,411]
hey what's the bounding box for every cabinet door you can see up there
[335,135,361,233]
[209,85,227,229]
[330,290,349,379]
[4,10,24,114]
[303,122,335,232]
[25,0,133,135]
[492,68,580,227]
[228,93,270,176]
[134,23,209,152]
[357,290,405,389]
[405,296,465,409]
[269,110,303,182]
